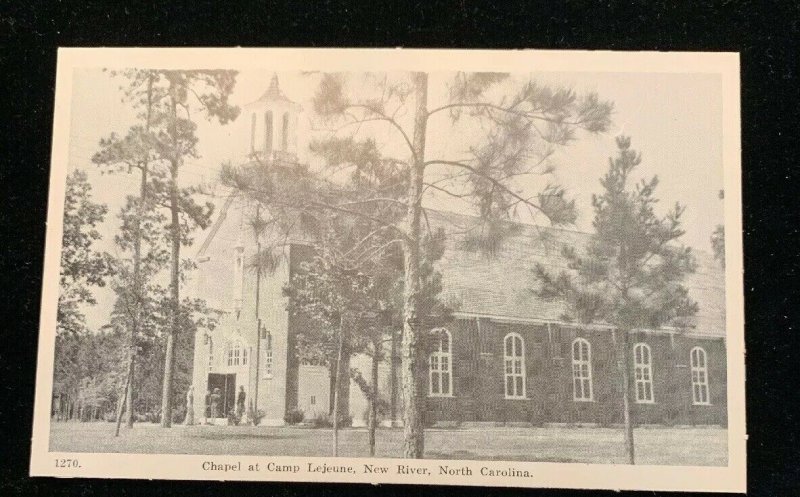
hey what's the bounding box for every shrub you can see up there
[311,412,332,428]
[284,408,305,425]
[172,406,186,424]
[360,398,390,426]
[337,413,353,428]
[227,408,242,426]
[310,412,352,429]
[247,402,265,426]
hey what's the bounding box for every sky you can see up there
[66,68,724,330]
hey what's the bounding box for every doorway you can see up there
[207,373,236,418]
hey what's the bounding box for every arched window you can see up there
[572,338,593,401]
[504,333,526,399]
[281,112,289,151]
[249,113,256,153]
[690,347,710,405]
[264,111,273,156]
[227,343,238,366]
[429,329,452,396]
[633,343,654,403]
[227,341,247,367]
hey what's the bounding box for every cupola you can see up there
[242,74,302,164]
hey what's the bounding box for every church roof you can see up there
[195,196,727,338]
[427,210,726,338]
[196,194,236,258]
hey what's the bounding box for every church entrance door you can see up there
[207,373,236,418]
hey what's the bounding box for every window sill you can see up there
[635,400,656,405]
[692,402,712,406]
[504,396,528,401]
[428,394,454,398]
[573,398,595,403]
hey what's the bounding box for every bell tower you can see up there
[243,74,301,164]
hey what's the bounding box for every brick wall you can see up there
[424,317,727,427]
[284,244,315,416]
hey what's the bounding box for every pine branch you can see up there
[423,159,563,223]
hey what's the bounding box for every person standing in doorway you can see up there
[210,388,221,418]
[236,386,246,422]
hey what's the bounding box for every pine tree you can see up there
[532,136,699,464]
[102,69,239,426]
[224,72,612,457]
[93,72,160,428]
[106,193,170,432]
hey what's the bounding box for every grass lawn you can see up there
[49,422,727,466]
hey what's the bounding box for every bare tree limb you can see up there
[423,159,553,220]
[346,104,417,163]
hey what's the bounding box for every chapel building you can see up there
[189,77,728,428]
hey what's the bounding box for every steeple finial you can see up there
[256,72,299,106]
[267,73,280,98]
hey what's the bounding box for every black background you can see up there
[1,1,798,495]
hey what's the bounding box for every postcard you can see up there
[31,48,744,493]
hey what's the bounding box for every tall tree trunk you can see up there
[617,330,635,464]
[160,165,179,428]
[389,327,398,426]
[327,355,351,418]
[161,82,180,428]
[328,364,336,416]
[332,316,346,457]
[368,338,381,457]
[123,348,135,427]
[253,205,262,420]
[124,338,136,426]
[337,352,351,422]
[127,74,154,428]
[115,369,132,437]
[125,163,147,429]
[401,71,428,459]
